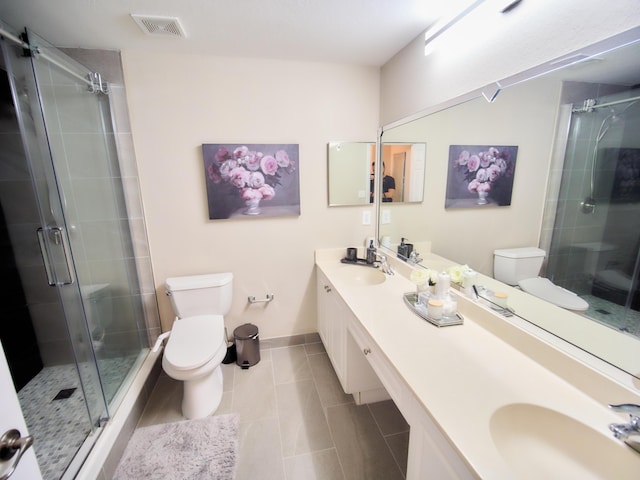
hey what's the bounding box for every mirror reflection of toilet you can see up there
[159,273,233,419]
[493,247,589,312]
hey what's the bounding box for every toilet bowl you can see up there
[494,247,589,312]
[161,273,233,419]
[80,283,112,352]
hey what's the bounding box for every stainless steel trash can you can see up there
[234,323,260,369]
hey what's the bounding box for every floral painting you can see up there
[202,143,300,219]
[445,145,518,208]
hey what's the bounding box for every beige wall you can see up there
[380,0,640,125]
[122,52,379,337]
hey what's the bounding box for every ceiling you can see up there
[0,0,444,67]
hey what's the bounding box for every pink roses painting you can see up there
[203,143,300,219]
[445,145,518,208]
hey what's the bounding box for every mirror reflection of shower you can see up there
[573,95,640,214]
[547,86,640,337]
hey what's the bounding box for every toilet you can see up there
[493,247,589,312]
[80,283,112,352]
[162,273,232,419]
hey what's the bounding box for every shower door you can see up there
[546,89,640,336]
[1,24,147,479]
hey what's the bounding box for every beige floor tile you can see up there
[308,353,353,410]
[368,399,409,435]
[232,358,277,422]
[385,431,410,478]
[327,403,404,480]
[236,417,285,480]
[272,345,313,384]
[276,380,333,456]
[283,448,345,480]
[136,373,183,427]
[304,342,326,355]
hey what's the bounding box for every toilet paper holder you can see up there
[248,294,274,304]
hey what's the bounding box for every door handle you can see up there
[36,226,75,286]
[0,429,34,480]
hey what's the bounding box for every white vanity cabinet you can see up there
[316,269,389,403]
[348,314,476,480]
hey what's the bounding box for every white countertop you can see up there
[316,248,640,479]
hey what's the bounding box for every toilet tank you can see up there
[493,247,545,285]
[166,273,233,318]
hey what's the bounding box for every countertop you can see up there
[316,248,640,479]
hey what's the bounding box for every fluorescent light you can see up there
[424,0,487,55]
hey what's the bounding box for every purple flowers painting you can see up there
[202,143,300,219]
[445,145,518,208]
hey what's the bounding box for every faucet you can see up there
[375,253,394,275]
[408,250,423,265]
[609,403,640,454]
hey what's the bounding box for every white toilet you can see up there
[163,273,232,419]
[493,247,589,312]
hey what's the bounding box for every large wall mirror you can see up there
[327,141,426,206]
[378,28,640,380]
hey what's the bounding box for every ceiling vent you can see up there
[130,14,186,38]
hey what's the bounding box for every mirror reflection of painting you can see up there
[202,143,300,220]
[445,145,518,208]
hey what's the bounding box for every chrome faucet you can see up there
[609,403,640,454]
[407,250,423,265]
[375,253,394,275]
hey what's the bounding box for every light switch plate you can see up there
[381,209,391,224]
[362,210,371,225]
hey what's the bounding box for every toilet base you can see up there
[181,365,223,419]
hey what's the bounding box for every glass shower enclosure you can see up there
[0,23,151,479]
[545,85,640,337]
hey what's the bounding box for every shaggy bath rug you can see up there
[113,413,240,480]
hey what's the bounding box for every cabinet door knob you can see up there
[363,347,371,355]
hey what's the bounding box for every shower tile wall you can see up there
[0,72,73,367]
[543,81,640,295]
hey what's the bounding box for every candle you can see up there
[436,272,450,299]
[493,291,508,308]
[428,299,443,319]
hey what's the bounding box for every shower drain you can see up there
[52,388,76,401]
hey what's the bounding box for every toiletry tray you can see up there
[403,292,464,327]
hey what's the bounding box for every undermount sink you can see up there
[337,265,386,286]
[490,403,640,479]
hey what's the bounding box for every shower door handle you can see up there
[0,429,34,480]
[36,226,75,286]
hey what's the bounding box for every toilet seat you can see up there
[164,314,225,370]
[518,277,589,312]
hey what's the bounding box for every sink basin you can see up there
[337,265,386,286]
[490,403,640,479]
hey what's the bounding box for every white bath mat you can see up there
[114,413,240,480]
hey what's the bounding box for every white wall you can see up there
[121,52,379,336]
[380,0,640,124]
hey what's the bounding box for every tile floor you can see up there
[135,339,409,479]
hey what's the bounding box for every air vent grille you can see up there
[131,14,186,38]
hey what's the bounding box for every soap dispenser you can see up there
[366,240,377,264]
[397,238,413,260]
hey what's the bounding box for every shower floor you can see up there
[17,355,137,480]
[583,294,640,337]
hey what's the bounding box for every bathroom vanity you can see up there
[315,248,640,479]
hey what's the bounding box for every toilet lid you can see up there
[518,277,589,312]
[164,315,225,370]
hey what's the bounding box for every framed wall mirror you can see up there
[327,141,426,206]
[377,28,640,380]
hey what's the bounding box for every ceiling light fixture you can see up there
[424,0,524,55]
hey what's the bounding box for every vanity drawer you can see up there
[348,317,411,420]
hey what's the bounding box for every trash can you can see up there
[234,323,260,369]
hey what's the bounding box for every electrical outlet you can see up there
[381,209,391,224]
[362,210,371,225]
